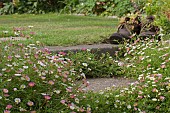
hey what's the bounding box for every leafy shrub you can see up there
[0,42,90,112]
[17,0,60,14]
[73,0,96,16]
[67,49,124,78]
[109,0,134,17]
[16,0,43,14]
[0,0,67,14]
[144,0,170,34]
[74,0,134,17]
[60,0,80,14]
[0,2,15,15]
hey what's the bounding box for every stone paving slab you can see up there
[84,77,135,92]
[45,44,119,56]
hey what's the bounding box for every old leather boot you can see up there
[109,17,132,44]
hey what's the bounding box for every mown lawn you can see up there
[0,14,118,46]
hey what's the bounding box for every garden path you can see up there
[46,44,136,92]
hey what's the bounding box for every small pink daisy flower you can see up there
[160,96,165,101]
[6,104,13,109]
[60,100,66,104]
[3,89,9,93]
[28,82,35,87]
[48,80,54,85]
[44,95,51,100]
[27,101,34,106]
[161,64,166,68]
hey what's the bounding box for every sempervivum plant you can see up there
[0,42,90,113]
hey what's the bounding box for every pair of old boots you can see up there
[107,15,160,44]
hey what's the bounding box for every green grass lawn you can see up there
[0,14,118,46]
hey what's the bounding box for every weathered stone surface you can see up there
[78,77,135,92]
[0,37,27,41]
[45,44,119,56]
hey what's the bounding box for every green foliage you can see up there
[16,0,63,14]
[0,2,15,15]
[17,1,44,14]
[67,50,124,78]
[60,0,80,14]
[131,0,146,13]
[154,15,170,34]
[123,0,170,35]
[110,0,134,17]
[72,0,134,17]
[144,0,170,34]
[84,73,170,112]
[0,0,67,14]
[0,42,90,112]
[80,38,170,112]
[74,0,96,16]
[119,38,170,78]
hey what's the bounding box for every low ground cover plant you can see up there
[67,50,124,78]
[119,38,170,78]
[0,42,91,112]
[83,72,170,112]
[79,38,170,112]
[0,34,169,112]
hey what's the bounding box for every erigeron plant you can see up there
[81,38,170,112]
[0,42,90,112]
[119,38,170,78]
[67,49,124,78]
[81,73,170,112]
[114,73,170,112]
[89,73,170,112]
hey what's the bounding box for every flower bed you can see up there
[0,42,90,112]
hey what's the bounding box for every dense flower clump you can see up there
[122,38,170,77]
[0,42,90,112]
[82,38,170,112]
[67,49,124,78]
